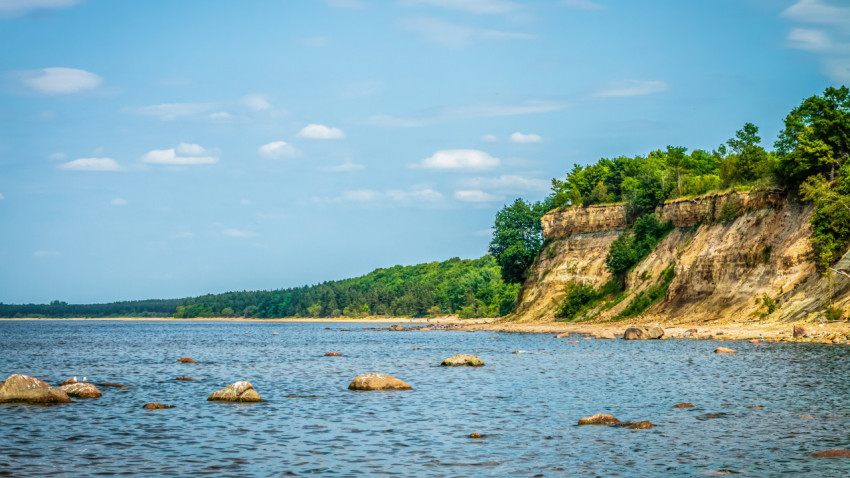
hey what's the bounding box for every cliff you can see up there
[512,192,849,324]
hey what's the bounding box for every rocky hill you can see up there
[511,191,849,324]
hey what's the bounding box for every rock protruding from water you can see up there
[60,382,102,398]
[556,332,570,338]
[207,381,263,402]
[100,382,129,388]
[143,403,174,409]
[441,354,484,367]
[623,326,664,340]
[578,414,621,425]
[808,449,850,458]
[176,376,198,381]
[594,332,616,339]
[348,373,412,391]
[0,374,72,404]
[715,347,737,354]
[627,421,653,429]
[325,352,342,357]
[673,402,695,408]
[177,357,196,363]
[60,377,79,386]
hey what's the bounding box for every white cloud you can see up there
[454,190,503,202]
[419,149,500,170]
[510,132,542,143]
[595,80,669,98]
[298,124,345,139]
[302,36,332,47]
[321,160,365,172]
[141,145,218,165]
[222,228,259,238]
[561,0,605,10]
[397,16,535,48]
[258,141,299,159]
[782,0,850,26]
[59,157,120,171]
[111,198,127,206]
[0,0,80,17]
[368,100,566,128]
[209,111,233,121]
[826,58,850,83]
[48,152,65,161]
[366,114,434,128]
[402,0,521,14]
[21,67,102,95]
[0,192,4,199]
[788,28,831,50]
[133,102,213,121]
[243,94,271,111]
[341,189,379,202]
[482,134,499,142]
[387,188,443,202]
[463,175,550,193]
[33,250,61,258]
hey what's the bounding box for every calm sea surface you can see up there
[1,320,850,477]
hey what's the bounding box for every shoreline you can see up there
[0,316,493,325]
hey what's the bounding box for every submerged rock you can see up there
[60,382,102,398]
[0,374,71,404]
[715,347,737,354]
[627,421,654,429]
[177,357,196,363]
[594,332,616,339]
[142,403,174,409]
[100,382,129,388]
[208,381,263,402]
[176,376,198,381]
[389,325,405,331]
[555,332,571,338]
[578,414,621,425]
[623,326,664,340]
[673,403,695,408]
[324,352,342,357]
[441,354,484,367]
[348,373,411,391]
[808,449,850,458]
[469,433,482,439]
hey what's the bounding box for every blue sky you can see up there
[0,0,846,304]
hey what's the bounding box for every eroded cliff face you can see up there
[513,193,848,323]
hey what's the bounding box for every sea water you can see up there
[1,320,849,476]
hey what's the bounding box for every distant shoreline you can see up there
[0,316,494,325]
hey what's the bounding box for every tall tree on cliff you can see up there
[489,198,552,284]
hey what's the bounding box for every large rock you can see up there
[207,381,263,402]
[0,374,71,404]
[143,403,174,409]
[441,354,484,367]
[348,373,412,391]
[578,413,621,425]
[177,357,196,363]
[60,382,102,398]
[715,347,737,354]
[793,325,806,338]
[808,449,850,458]
[623,326,664,340]
[594,332,616,339]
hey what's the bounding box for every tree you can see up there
[726,123,769,183]
[488,198,551,284]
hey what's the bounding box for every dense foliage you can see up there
[605,214,674,280]
[487,198,553,284]
[0,256,518,319]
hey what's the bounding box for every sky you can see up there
[0,0,846,304]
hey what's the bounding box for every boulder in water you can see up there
[0,374,71,404]
[623,326,664,340]
[441,354,484,367]
[348,373,411,391]
[594,332,616,339]
[325,352,342,357]
[142,403,174,409]
[207,381,263,402]
[177,357,195,363]
[627,421,653,429]
[176,376,198,381]
[715,347,737,354]
[808,449,850,458]
[673,403,695,408]
[100,382,129,389]
[60,382,102,398]
[578,414,621,425]
[556,332,570,338]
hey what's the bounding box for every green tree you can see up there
[489,198,551,283]
[726,123,769,183]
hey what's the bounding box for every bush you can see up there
[616,264,675,319]
[555,280,622,321]
[825,305,843,321]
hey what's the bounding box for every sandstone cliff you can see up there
[512,192,849,324]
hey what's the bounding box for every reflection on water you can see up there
[1,320,849,476]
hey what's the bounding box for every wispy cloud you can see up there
[325,0,367,8]
[222,228,259,238]
[0,192,4,199]
[401,0,521,14]
[387,187,443,202]
[561,0,605,11]
[0,0,81,18]
[368,100,566,128]
[19,67,102,95]
[258,141,299,159]
[788,27,832,50]
[594,80,669,98]
[132,102,214,121]
[418,149,500,170]
[141,143,218,165]
[59,157,120,171]
[321,160,365,172]
[397,16,535,48]
[482,134,499,142]
[111,198,127,206]
[48,152,66,161]
[454,190,503,202]
[462,175,550,193]
[782,0,850,83]
[298,124,345,139]
[782,0,850,26]
[510,132,542,143]
[242,94,271,111]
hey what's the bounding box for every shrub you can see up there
[825,305,843,321]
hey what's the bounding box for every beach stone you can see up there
[177,357,195,363]
[578,414,621,425]
[793,326,806,338]
[207,381,263,402]
[808,449,850,458]
[594,332,616,339]
[749,339,760,344]
[623,326,664,340]
[441,354,484,367]
[0,374,71,404]
[715,347,737,354]
[627,421,653,429]
[673,403,695,408]
[348,373,411,391]
[325,352,342,357]
[556,332,570,338]
[143,403,173,409]
[176,376,198,381]
[60,382,102,398]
